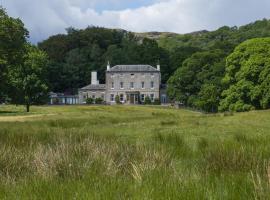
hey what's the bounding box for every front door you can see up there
[127,93,139,104]
[130,94,135,104]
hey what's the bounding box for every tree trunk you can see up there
[26,104,30,112]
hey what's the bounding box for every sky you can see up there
[2,0,270,43]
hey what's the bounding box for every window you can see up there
[151,73,154,78]
[130,82,134,89]
[131,73,135,78]
[92,95,95,99]
[110,94,114,102]
[120,82,124,89]
[141,94,145,102]
[120,94,124,102]
[151,81,154,89]
[161,94,166,103]
[120,73,123,78]
[141,82,145,89]
[111,73,114,78]
[111,82,114,89]
[141,73,145,77]
[150,94,154,102]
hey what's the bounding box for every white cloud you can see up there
[2,0,270,43]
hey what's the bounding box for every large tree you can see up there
[219,38,270,112]
[167,50,225,111]
[0,7,28,102]
[9,45,49,112]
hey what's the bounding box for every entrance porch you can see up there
[126,91,140,104]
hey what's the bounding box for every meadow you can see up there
[0,105,270,199]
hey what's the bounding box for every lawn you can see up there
[0,105,270,199]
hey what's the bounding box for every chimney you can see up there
[91,71,98,85]
[157,63,160,71]
[107,61,110,70]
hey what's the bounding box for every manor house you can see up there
[78,63,168,104]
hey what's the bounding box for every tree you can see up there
[0,7,28,102]
[167,50,225,111]
[219,38,270,112]
[196,84,220,112]
[9,45,48,112]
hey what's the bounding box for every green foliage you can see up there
[8,45,49,112]
[0,7,28,102]
[196,84,220,112]
[153,98,161,105]
[39,28,170,92]
[167,50,225,111]
[144,96,152,105]
[86,98,94,104]
[219,38,270,112]
[95,97,104,104]
[115,95,121,104]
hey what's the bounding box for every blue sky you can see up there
[2,0,270,43]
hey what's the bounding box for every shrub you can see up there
[153,98,161,105]
[144,96,152,105]
[95,98,103,104]
[115,95,121,104]
[86,98,94,104]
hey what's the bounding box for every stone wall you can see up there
[105,71,160,104]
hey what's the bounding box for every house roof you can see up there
[108,65,159,72]
[80,84,106,90]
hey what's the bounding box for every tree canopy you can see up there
[0,7,28,102]
[8,45,49,112]
[39,28,171,93]
[219,38,270,112]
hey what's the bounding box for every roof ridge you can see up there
[109,64,158,72]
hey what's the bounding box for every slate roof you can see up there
[80,84,106,90]
[108,65,159,72]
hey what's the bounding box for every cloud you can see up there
[2,0,270,43]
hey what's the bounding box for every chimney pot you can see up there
[107,61,110,70]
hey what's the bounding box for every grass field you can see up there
[0,105,270,199]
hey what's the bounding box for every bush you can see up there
[144,96,152,105]
[95,98,104,104]
[86,98,94,104]
[153,98,161,105]
[115,95,121,104]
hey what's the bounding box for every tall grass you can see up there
[0,105,270,199]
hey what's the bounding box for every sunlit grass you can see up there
[0,105,270,199]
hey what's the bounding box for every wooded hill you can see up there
[37,19,270,112]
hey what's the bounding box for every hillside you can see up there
[135,19,270,51]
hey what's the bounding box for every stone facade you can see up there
[79,63,163,105]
